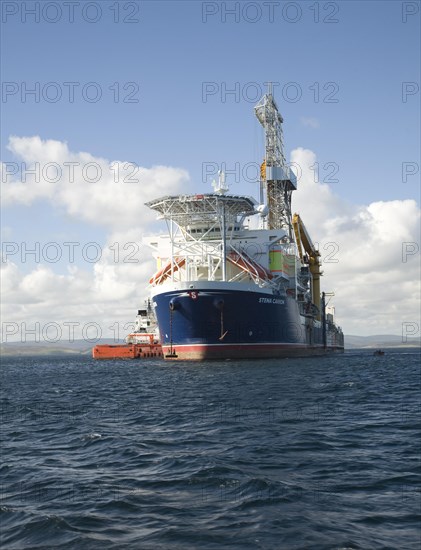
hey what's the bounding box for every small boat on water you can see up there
[92,302,163,359]
[373,349,385,356]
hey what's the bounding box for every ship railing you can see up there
[152,237,224,283]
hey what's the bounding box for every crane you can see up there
[292,213,322,320]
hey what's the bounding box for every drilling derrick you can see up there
[254,85,297,239]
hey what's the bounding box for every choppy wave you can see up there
[1,350,420,549]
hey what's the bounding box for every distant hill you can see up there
[345,334,420,349]
[0,339,124,357]
[1,335,419,356]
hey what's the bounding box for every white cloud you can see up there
[1,232,157,342]
[0,136,186,342]
[300,117,320,129]
[291,147,420,335]
[1,136,189,228]
[1,139,420,341]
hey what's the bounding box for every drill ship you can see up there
[145,88,344,360]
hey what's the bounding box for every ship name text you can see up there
[259,298,285,305]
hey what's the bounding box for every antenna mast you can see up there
[254,83,297,238]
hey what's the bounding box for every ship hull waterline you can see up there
[161,343,344,361]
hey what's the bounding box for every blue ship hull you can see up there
[153,286,344,360]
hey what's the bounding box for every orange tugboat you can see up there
[92,303,163,359]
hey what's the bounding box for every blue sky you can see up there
[1,0,420,338]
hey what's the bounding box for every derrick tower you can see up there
[254,84,297,239]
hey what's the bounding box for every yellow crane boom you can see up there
[292,213,322,320]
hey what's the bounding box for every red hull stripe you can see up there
[161,342,343,360]
[163,343,317,351]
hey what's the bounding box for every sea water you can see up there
[1,350,420,549]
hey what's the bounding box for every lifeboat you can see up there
[227,250,273,281]
[149,257,186,285]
